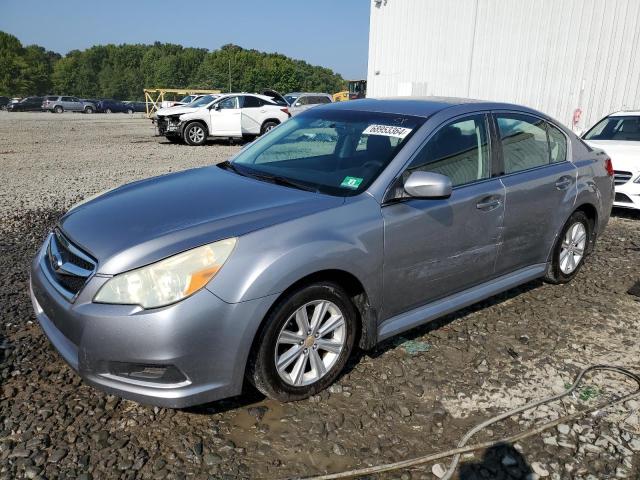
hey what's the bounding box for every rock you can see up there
[328,384,343,394]
[8,448,30,458]
[542,436,558,446]
[476,360,489,373]
[332,443,346,456]
[557,424,571,435]
[531,462,549,477]
[48,448,67,463]
[399,405,411,417]
[628,438,640,452]
[203,453,222,466]
[247,406,268,421]
[431,463,446,478]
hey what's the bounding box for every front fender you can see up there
[206,195,384,309]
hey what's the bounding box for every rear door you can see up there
[492,111,576,275]
[240,95,267,135]
[209,96,242,137]
[382,113,505,318]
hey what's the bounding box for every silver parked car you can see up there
[284,92,333,116]
[30,98,613,407]
[42,96,96,113]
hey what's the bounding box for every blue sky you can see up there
[0,0,370,78]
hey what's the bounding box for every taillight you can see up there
[280,107,290,117]
[604,157,614,177]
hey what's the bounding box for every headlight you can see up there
[94,238,237,309]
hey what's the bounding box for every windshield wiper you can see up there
[218,162,317,192]
[248,171,318,192]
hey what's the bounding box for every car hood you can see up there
[156,105,200,117]
[59,166,343,275]
[585,140,640,172]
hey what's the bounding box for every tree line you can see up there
[0,31,346,100]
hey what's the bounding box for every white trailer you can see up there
[367,0,640,132]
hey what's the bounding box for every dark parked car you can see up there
[122,101,147,113]
[97,99,128,113]
[0,96,10,110]
[30,97,613,407]
[8,97,44,112]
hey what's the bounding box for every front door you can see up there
[382,113,504,319]
[209,96,242,137]
[492,112,577,275]
[240,95,266,135]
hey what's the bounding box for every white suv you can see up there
[583,111,640,210]
[156,93,290,145]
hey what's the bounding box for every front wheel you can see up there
[184,122,207,146]
[544,211,590,284]
[247,282,357,401]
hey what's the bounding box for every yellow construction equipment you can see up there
[143,88,222,117]
[333,80,367,102]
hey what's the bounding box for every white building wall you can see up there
[367,0,640,132]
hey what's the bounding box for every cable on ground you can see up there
[292,365,640,480]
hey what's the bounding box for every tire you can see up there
[54,106,63,113]
[183,122,207,146]
[105,108,112,114]
[247,282,357,402]
[544,211,591,284]
[127,109,134,114]
[84,106,94,114]
[261,120,279,135]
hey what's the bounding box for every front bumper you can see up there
[156,117,182,137]
[613,179,640,210]
[30,244,277,408]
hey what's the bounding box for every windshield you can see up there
[583,116,640,141]
[179,95,195,103]
[228,109,424,196]
[284,95,298,105]
[189,95,215,107]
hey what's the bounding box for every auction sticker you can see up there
[340,176,363,189]
[363,124,412,139]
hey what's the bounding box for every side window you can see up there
[217,96,238,110]
[296,96,311,106]
[407,114,491,187]
[61,96,73,102]
[546,123,567,163]
[497,113,550,174]
[316,96,332,104]
[242,96,262,108]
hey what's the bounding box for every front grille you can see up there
[615,192,633,203]
[614,170,633,185]
[43,229,97,301]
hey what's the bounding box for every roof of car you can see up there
[610,110,640,117]
[286,92,331,96]
[321,96,536,118]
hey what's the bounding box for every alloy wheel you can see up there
[559,222,587,274]
[188,125,205,144]
[274,300,346,387]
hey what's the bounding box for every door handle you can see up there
[555,176,573,190]
[476,197,501,211]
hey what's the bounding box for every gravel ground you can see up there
[0,113,639,479]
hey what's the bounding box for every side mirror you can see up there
[294,102,302,107]
[403,171,452,199]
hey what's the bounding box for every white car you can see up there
[154,94,220,118]
[156,93,291,145]
[583,111,640,210]
[159,94,207,109]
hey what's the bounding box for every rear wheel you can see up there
[105,108,112,114]
[247,282,357,401]
[54,106,63,113]
[261,120,279,135]
[127,108,134,114]
[544,211,590,284]
[184,122,207,146]
[84,106,94,114]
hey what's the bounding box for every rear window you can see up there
[583,116,640,141]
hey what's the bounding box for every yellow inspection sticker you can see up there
[363,124,412,139]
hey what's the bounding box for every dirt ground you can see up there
[0,112,639,480]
